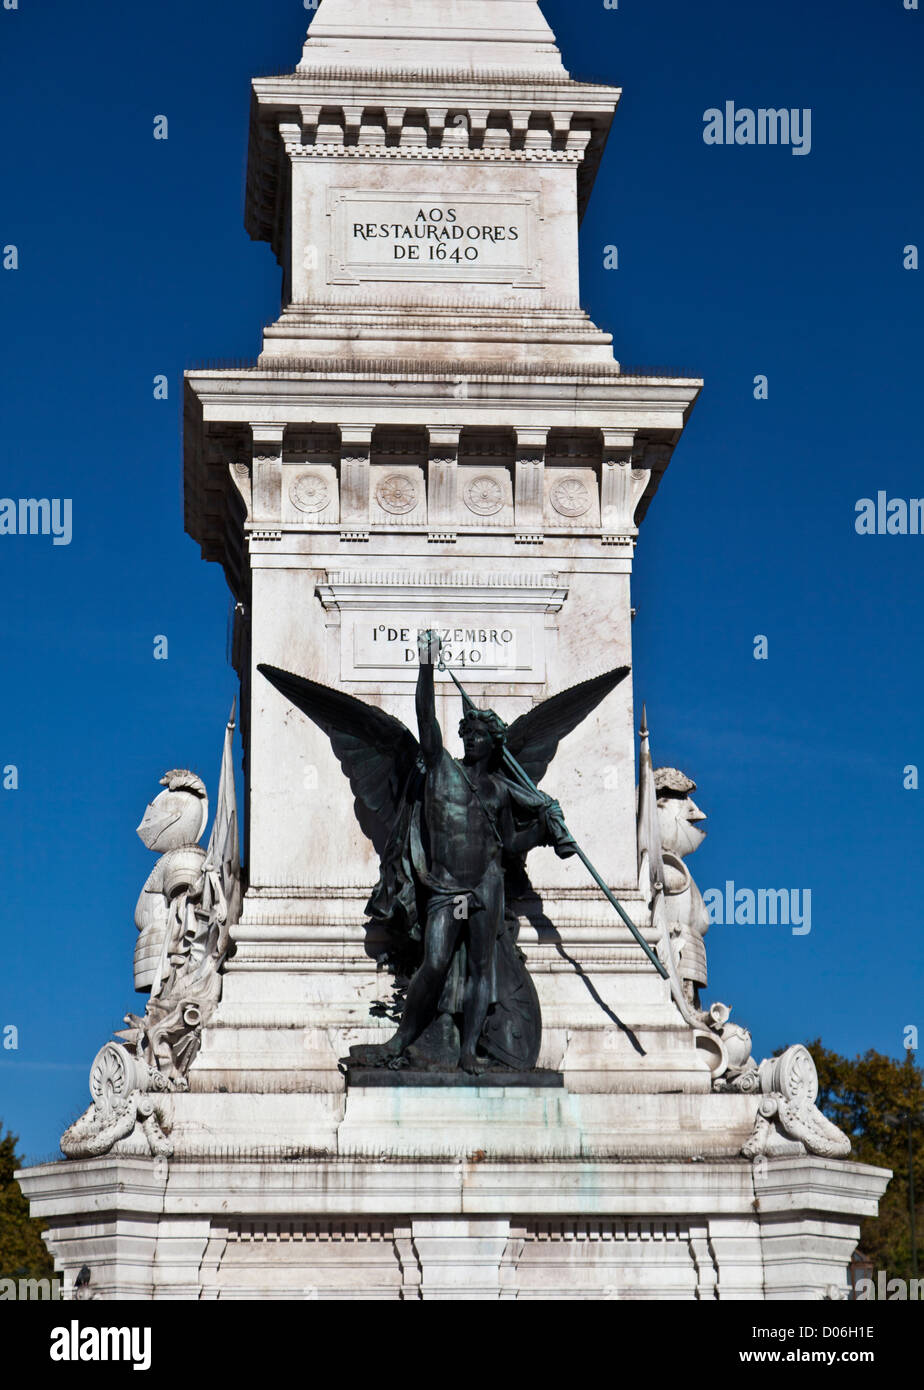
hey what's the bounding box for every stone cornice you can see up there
[246,72,619,247]
[17,1155,891,1216]
[255,69,621,93]
[283,142,588,165]
[189,357,701,384]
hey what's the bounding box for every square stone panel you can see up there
[282,463,340,525]
[457,465,514,529]
[543,465,600,529]
[369,465,427,527]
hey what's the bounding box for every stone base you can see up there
[18,1153,889,1301]
[344,1068,564,1088]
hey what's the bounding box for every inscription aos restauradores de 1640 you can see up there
[328,192,539,283]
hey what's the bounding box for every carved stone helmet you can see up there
[654,766,706,859]
[653,767,696,796]
[136,770,208,853]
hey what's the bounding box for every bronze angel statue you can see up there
[259,632,628,1075]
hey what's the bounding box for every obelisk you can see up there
[20,0,890,1300]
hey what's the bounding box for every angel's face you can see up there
[460,721,494,764]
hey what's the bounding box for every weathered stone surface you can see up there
[18,1154,890,1301]
[19,0,890,1299]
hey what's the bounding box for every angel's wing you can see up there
[504,666,630,785]
[258,664,420,852]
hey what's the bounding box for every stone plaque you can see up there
[340,614,543,683]
[328,191,540,286]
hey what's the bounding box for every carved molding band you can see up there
[316,569,569,615]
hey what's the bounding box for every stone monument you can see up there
[20,0,889,1299]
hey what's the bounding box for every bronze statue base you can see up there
[343,1067,563,1088]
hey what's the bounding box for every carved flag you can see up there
[203,699,242,956]
[637,704,665,894]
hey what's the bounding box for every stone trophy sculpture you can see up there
[260,631,629,1075]
[117,756,239,1084]
[637,708,851,1158]
[61,709,241,1158]
[638,707,757,1080]
[653,766,710,1011]
[131,769,210,1002]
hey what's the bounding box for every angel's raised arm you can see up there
[415,629,443,765]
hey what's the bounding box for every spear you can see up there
[436,648,668,980]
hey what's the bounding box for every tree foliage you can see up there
[804,1041,923,1279]
[0,1123,55,1280]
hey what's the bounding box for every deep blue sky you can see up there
[1,0,921,1161]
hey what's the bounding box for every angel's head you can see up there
[459,708,507,767]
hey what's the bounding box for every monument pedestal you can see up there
[21,1151,887,1300]
[20,904,890,1298]
[19,0,890,1299]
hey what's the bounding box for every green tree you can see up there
[803,1041,923,1279]
[0,1123,55,1280]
